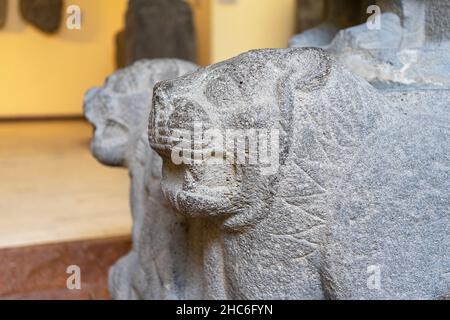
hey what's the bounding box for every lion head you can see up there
[149,48,391,232]
[84,59,198,167]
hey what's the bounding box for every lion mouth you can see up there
[149,87,212,158]
[162,186,235,219]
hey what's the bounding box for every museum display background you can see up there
[0,0,296,118]
[0,0,126,117]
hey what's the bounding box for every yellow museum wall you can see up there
[188,0,211,67]
[0,0,127,117]
[210,0,296,63]
[0,0,296,118]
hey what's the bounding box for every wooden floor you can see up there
[0,120,132,249]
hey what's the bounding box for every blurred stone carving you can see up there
[20,0,63,33]
[295,0,325,33]
[149,48,450,299]
[84,59,198,299]
[123,0,196,66]
[0,0,7,28]
[291,0,372,47]
[291,0,450,89]
[327,0,450,89]
[115,30,126,69]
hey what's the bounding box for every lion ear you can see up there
[277,48,332,119]
[283,48,332,92]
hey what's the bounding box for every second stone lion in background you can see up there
[84,59,198,299]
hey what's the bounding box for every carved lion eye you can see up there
[168,100,211,131]
[205,75,243,109]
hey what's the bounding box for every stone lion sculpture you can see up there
[84,59,198,299]
[149,48,450,299]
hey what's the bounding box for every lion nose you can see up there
[83,87,101,121]
[84,88,100,106]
